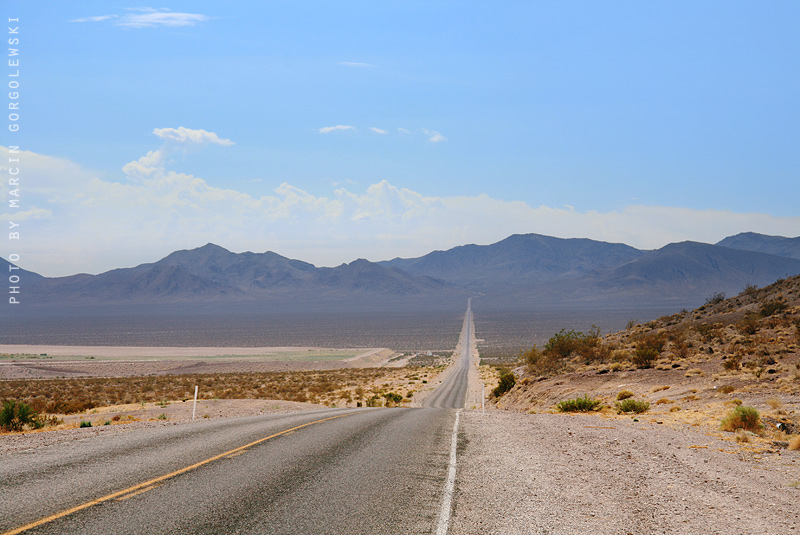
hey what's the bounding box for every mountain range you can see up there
[4,232,800,311]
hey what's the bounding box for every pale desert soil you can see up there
[0,346,395,379]
[450,409,800,535]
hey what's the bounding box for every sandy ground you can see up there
[450,409,800,535]
[0,346,395,379]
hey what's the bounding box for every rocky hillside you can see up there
[493,274,800,448]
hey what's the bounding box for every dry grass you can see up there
[789,436,800,451]
[767,397,783,410]
[0,366,441,415]
[720,406,763,433]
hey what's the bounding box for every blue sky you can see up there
[3,1,799,276]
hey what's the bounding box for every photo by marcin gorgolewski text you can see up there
[7,15,21,304]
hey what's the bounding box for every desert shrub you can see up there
[720,406,762,433]
[638,331,668,352]
[694,323,722,342]
[522,346,564,377]
[556,395,602,412]
[632,346,658,368]
[79,420,92,428]
[573,325,610,363]
[493,371,516,398]
[718,385,735,394]
[617,390,634,401]
[705,292,726,306]
[383,392,403,405]
[740,284,759,297]
[0,400,37,431]
[544,329,586,359]
[736,314,760,335]
[366,395,383,407]
[760,299,787,317]
[789,436,800,451]
[616,399,650,413]
[670,334,689,359]
[722,354,742,371]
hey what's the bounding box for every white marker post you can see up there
[192,385,199,422]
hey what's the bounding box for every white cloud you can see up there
[370,127,388,135]
[398,128,411,134]
[319,125,356,134]
[3,143,799,277]
[71,15,117,23]
[337,62,377,68]
[153,126,234,146]
[71,9,207,28]
[422,128,447,143]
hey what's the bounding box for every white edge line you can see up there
[436,409,461,535]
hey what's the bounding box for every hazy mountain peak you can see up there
[717,232,800,260]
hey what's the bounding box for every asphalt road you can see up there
[423,300,472,410]
[1,302,474,535]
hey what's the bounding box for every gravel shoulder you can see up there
[451,409,800,535]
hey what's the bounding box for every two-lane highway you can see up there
[423,299,473,409]
[0,301,477,535]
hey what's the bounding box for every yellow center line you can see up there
[114,484,162,502]
[3,412,355,535]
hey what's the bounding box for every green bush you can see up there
[79,420,92,428]
[0,400,37,431]
[383,392,404,405]
[617,390,634,401]
[556,395,602,412]
[616,399,650,413]
[493,372,516,398]
[760,299,787,317]
[720,405,762,433]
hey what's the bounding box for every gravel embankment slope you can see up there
[451,410,800,535]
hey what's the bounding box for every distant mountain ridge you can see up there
[587,241,800,301]
[15,244,457,305]
[716,232,800,260]
[4,231,800,310]
[382,233,644,290]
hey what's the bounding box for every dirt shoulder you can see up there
[451,409,800,535]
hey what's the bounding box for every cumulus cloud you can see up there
[319,125,356,134]
[422,128,447,143]
[71,8,208,28]
[2,143,799,277]
[153,127,234,146]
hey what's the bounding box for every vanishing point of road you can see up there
[0,301,477,535]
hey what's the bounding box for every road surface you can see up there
[0,301,476,535]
